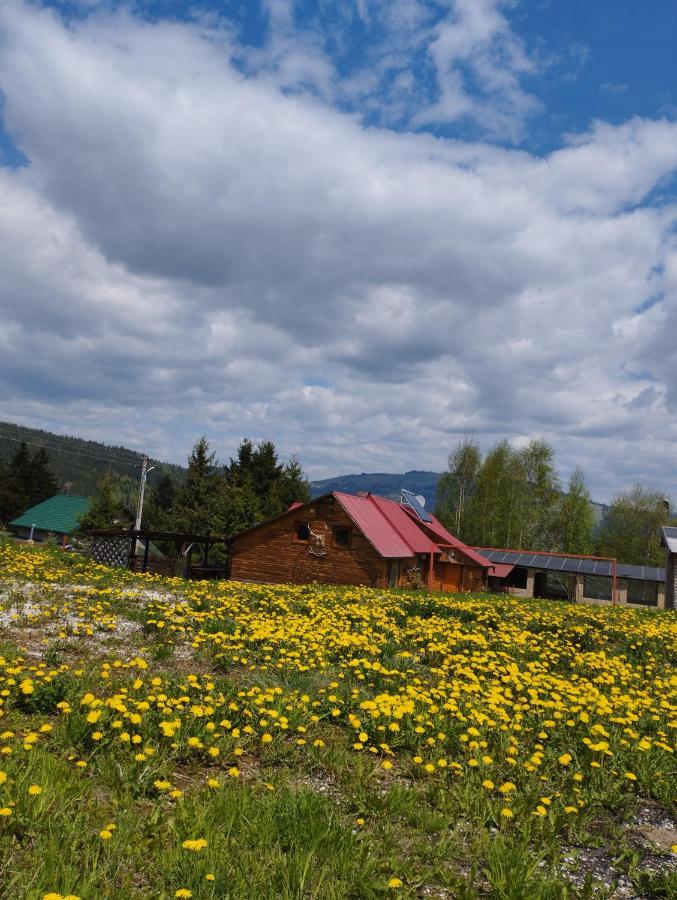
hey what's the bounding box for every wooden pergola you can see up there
[87,529,230,578]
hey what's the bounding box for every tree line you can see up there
[0,443,58,523]
[435,438,672,567]
[81,437,311,539]
[3,432,673,569]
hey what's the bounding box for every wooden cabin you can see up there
[229,491,492,591]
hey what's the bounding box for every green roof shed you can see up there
[9,494,92,536]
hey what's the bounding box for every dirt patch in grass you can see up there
[560,845,639,899]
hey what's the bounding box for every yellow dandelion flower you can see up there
[182,838,208,852]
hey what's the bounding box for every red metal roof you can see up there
[335,492,423,558]
[399,507,494,568]
[368,495,437,554]
[334,492,492,566]
[488,563,515,578]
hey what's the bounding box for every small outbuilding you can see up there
[9,494,91,545]
[229,490,492,590]
[477,546,667,609]
[660,526,677,610]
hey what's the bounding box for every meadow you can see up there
[0,541,675,899]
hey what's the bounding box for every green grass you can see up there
[0,542,675,898]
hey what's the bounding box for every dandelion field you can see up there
[0,542,675,899]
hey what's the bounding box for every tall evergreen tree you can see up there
[172,437,219,534]
[226,440,309,521]
[274,456,311,511]
[215,473,261,537]
[0,443,58,522]
[10,442,32,498]
[79,470,124,531]
[28,448,58,506]
[0,460,27,523]
[155,474,176,513]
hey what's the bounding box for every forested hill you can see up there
[309,471,442,507]
[0,421,185,497]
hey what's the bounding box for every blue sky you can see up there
[30,0,675,152]
[0,0,676,499]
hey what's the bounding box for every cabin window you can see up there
[295,521,310,542]
[584,575,612,601]
[333,526,352,549]
[626,579,657,606]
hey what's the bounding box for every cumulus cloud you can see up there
[0,0,676,499]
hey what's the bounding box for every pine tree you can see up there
[79,470,123,531]
[226,440,309,521]
[28,448,58,506]
[172,437,219,534]
[155,475,176,514]
[274,456,311,511]
[215,474,261,536]
[0,460,27,523]
[10,442,32,498]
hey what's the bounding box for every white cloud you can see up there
[413,0,539,139]
[0,1,676,500]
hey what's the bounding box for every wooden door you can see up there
[441,563,463,593]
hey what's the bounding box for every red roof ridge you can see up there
[366,493,418,556]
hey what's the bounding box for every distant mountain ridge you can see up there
[0,421,185,498]
[310,469,610,530]
[309,470,442,507]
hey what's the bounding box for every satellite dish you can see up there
[415,495,426,508]
[401,489,432,522]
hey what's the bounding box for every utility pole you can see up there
[134,456,155,531]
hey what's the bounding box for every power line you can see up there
[0,429,145,469]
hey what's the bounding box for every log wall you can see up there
[230,496,390,587]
